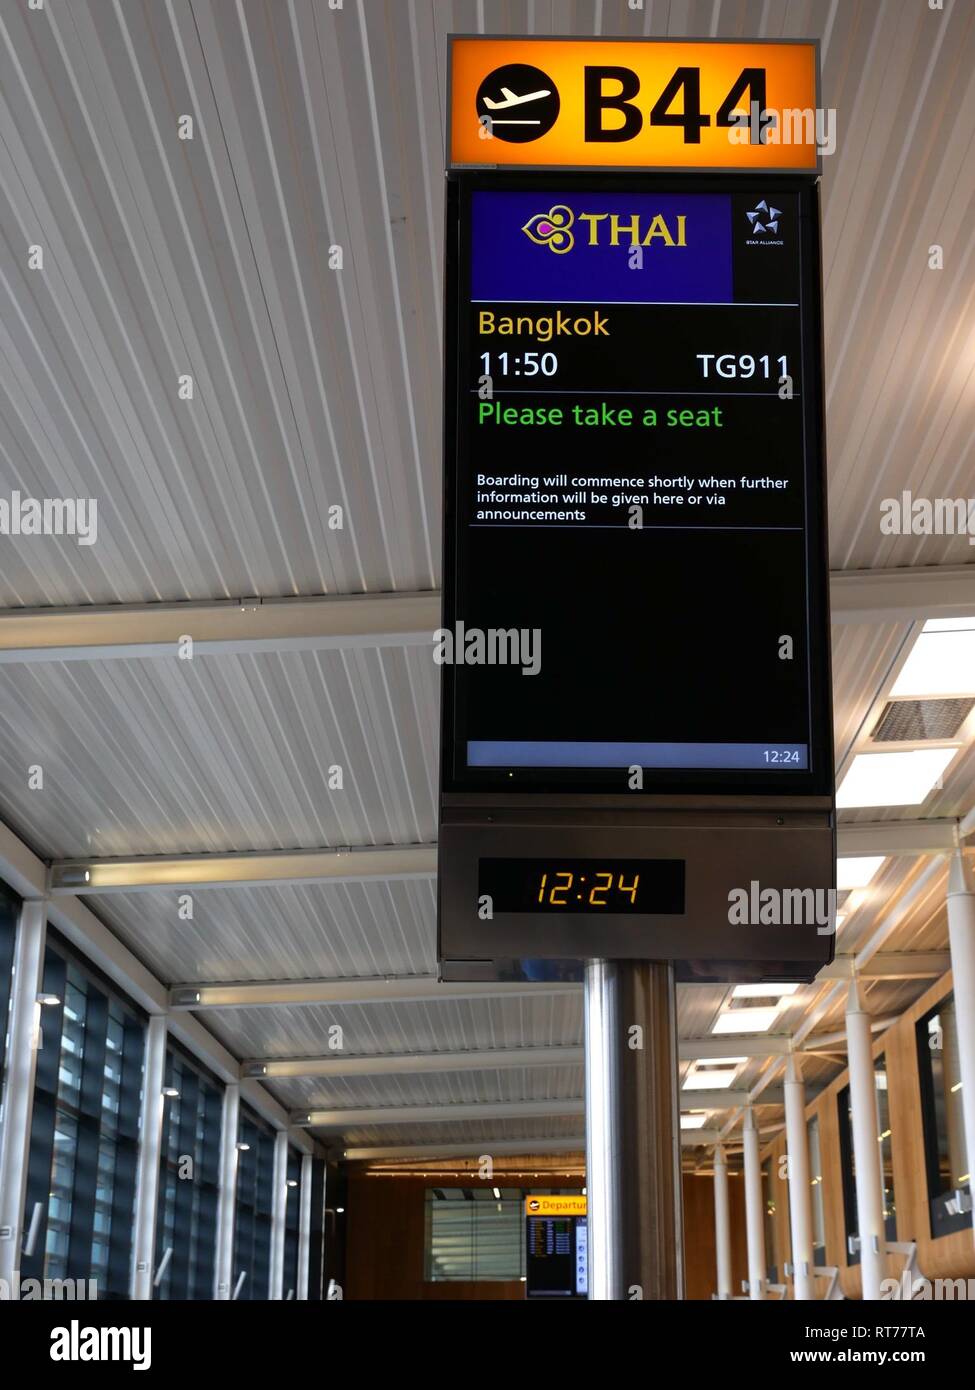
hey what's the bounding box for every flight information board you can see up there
[441,174,831,798]
[525,1196,588,1299]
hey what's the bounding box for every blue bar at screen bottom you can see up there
[466,741,809,770]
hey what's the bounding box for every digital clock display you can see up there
[479,858,685,915]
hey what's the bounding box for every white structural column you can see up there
[0,899,48,1293]
[713,1144,733,1299]
[583,959,623,1300]
[131,1015,168,1299]
[269,1130,289,1299]
[846,978,886,1300]
[742,1108,767,1300]
[296,1152,312,1300]
[784,1054,816,1300]
[214,1082,241,1299]
[947,848,975,1247]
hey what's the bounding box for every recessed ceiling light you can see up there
[680,1113,708,1129]
[836,749,957,808]
[836,856,885,890]
[712,1006,779,1034]
[891,617,975,698]
[732,982,801,999]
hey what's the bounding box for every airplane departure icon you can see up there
[481,85,552,123]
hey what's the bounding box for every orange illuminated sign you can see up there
[524,1195,587,1217]
[449,37,818,172]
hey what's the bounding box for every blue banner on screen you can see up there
[467,741,809,770]
[470,191,733,304]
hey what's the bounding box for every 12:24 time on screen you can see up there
[538,870,639,907]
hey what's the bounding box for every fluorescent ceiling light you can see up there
[680,1113,708,1129]
[836,856,885,890]
[693,1057,748,1068]
[732,982,801,999]
[891,617,975,698]
[712,1007,779,1034]
[836,749,957,808]
[683,1069,738,1090]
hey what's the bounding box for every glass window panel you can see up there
[807,1116,826,1262]
[425,1189,527,1281]
[874,1054,897,1241]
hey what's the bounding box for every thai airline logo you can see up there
[746,199,782,233]
[521,205,687,253]
[522,204,575,254]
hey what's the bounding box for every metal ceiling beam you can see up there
[680,1129,723,1146]
[678,1036,792,1061]
[242,1044,583,1078]
[295,1098,585,1128]
[171,977,579,1009]
[837,820,961,857]
[2,568,970,666]
[818,951,950,980]
[341,1139,585,1161]
[50,843,438,894]
[679,1087,784,1110]
[829,564,975,625]
[52,820,964,895]
[0,591,440,663]
[344,1134,719,1158]
[800,1015,900,1052]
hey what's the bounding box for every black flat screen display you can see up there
[442,174,831,796]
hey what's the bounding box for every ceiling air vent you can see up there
[871,697,975,743]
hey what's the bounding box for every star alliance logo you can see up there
[746,200,782,234]
[522,205,574,254]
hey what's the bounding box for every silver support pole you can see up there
[0,899,47,1295]
[214,1082,240,1299]
[713,1144,733,1299]
[584,959,622,1300]
[296,1151,313,1300]
[784,1054,815,1300]
[846,978,886,1300]
[131,1015,168,1299]
[269,1130,289,1300]
[742,1108,767,1299]
[946,849,975,1252]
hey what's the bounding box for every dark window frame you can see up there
[916,994,973,1239]
[22,931,145,1300]
[836,1084,860,1265]
[154,1040,223,1300]
[0,884,20,1087]
[233,1106,276,1300]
